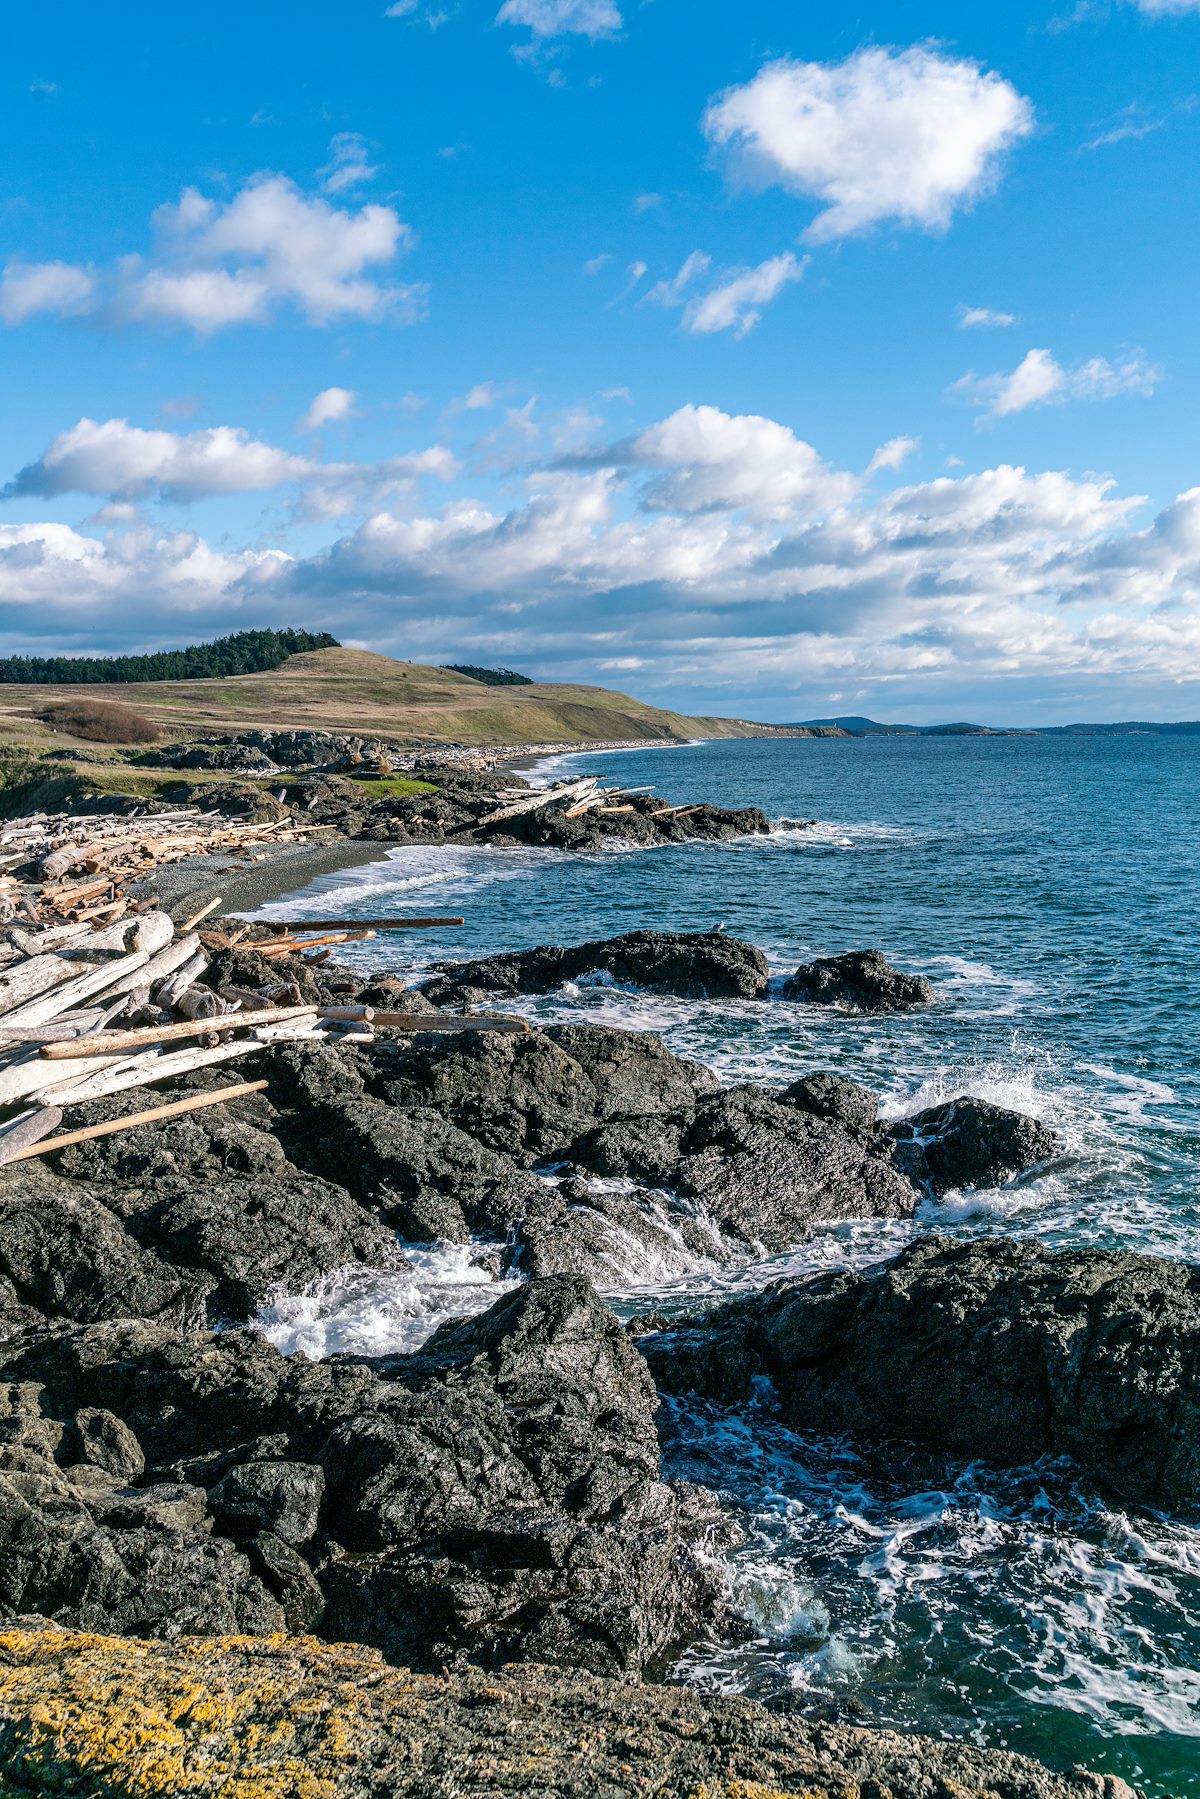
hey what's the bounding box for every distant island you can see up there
[795,714,1200,737]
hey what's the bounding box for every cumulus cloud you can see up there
[4,415,457,511]
[958,304,1017,328]
[496,0,621,39]
[952,346,1163,416]
[301,387,356,431]
[0,261,97,325]
[1,175,422,335]
[621,404,858,518]
[3,400,1200,706]
[646,250,804,336]
[704,45,1033,242]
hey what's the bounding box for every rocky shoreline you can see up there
[0,786,1187,1794]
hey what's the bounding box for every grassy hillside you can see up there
[0,648,778,757]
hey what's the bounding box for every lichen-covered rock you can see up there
[782,949,935,1011]
[646,1235,1200,1514]
[0,1626,1135,1798]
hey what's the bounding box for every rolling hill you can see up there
[0,648,804,762]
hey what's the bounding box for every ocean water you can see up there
[253,734,1200,1793]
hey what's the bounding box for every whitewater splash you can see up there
[666,1394,1200,1785]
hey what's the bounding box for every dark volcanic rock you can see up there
[0,1084,400,1327]
[671,1086,917,1251]
[646,1235,1200,1514]
[0,1275,720,1674]
[891,1096,1060,1195]
[0,1628,1133,1799]
[422,929,770,1003]
[370,1022,718,1166]
[780,1070,879,1137]
[782,949,935,1011]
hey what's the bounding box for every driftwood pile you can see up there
[476,775,656,828]
[0,807,338,935]
[0,806,528,1166]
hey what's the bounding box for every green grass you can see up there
[343,775,436,797]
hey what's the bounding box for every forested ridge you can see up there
[0,628,340,685]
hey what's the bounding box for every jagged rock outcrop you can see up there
[422,929,771,1004]
[0,1275,721,1674]
[646,1235,1200,1513]
[782,949,935,1011]
[0,1625,1134,1798]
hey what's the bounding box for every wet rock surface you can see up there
[646,1234,1200,1513]
[0,1625,1135,1798]
[0,1275,721,1673]
[889,1096,1061,1195]
[782,948,936,1011]
[422,928,771,1003]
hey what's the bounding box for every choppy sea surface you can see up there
[254,734,1200,1794]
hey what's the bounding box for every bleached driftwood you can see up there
[0,1105,65,1165]
[154,951,208,1010]
[106,934,201,999]
[0,954,79,1013]
[0,949,153,1033]
[39,1004,317,1060]
[4,1080,269,1164]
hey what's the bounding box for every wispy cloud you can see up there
[958,304,1017,329]
[646,250,805,337]
[951,346,1163,417]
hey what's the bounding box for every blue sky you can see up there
[3,0,1200,723]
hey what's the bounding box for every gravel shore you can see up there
[130,840,397,924]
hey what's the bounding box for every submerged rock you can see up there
[0,1625,1134,1799]
[0,1274,721,1675]
[422,929,770,1003]
[782,949,935,1011]
[646,1234,1200,1514]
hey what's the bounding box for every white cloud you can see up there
[496,0,621,39]
[958,304,1017,329]
[683,252,805,337]
[953,346,1163,417]
[1,175,422,335]
[450,382,500,412]
[633,192,662,214]
[645,251,711,309]
[4,401,1200,707]
[704,46,1034,242]
[0,260,97,325]
[301,387,357,430]
[7,419,317,502]
[867,435,920,475]
[4,415,457,510]
[583,253,611,275]
[1132,0,1200,13]
[318,133,378,195]
[645,250,803,336]
[624,403,858,518]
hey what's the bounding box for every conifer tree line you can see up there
[0,629,340,685]
[442,664,533,686]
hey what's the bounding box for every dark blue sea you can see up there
[255,734,1200,1795]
